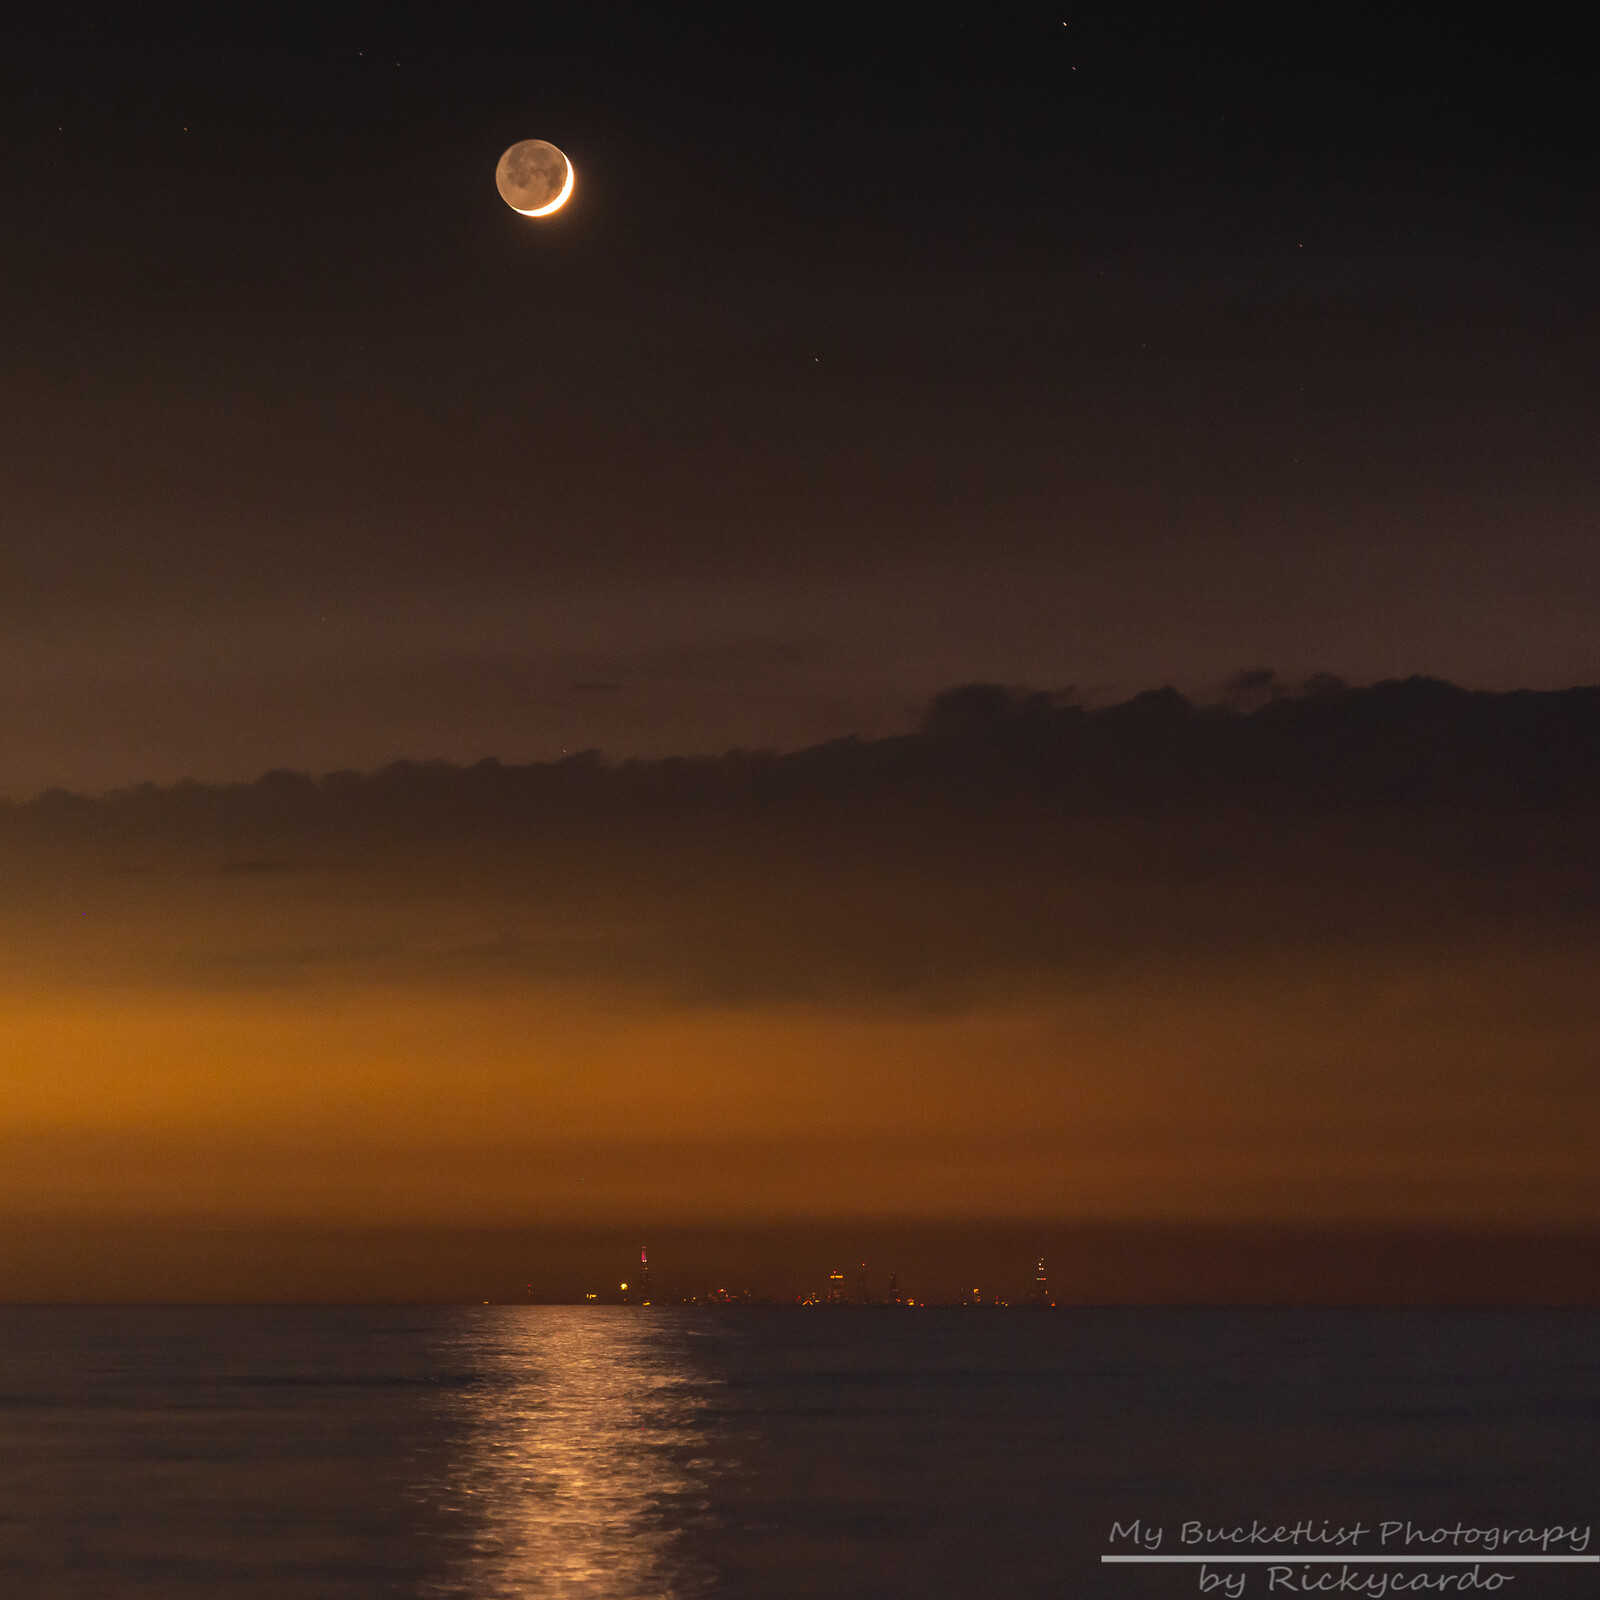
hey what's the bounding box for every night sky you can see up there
[4,2,1596,790]
[1,3,1596,1298]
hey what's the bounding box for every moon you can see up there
[495,140,574,217]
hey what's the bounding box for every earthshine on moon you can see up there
[495,140,574,216]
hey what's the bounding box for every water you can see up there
[0,1308,1594,1598]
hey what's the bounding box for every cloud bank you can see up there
[1,678,1594,1248]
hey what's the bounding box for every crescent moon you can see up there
[495,140,575,218]
[518,158,573,216]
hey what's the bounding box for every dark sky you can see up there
[3,1,1597,792]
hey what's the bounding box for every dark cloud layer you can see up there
[2,679,1593,1255]
[7,677,1599,1005]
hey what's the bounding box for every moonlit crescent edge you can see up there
[516,156,574,217]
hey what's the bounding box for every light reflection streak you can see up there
[423,1309,715,1599]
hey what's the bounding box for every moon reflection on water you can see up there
[421,1310,717,1599]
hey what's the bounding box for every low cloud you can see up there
[2,676,1597,1004]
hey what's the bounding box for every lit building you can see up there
[1030,1256,1055,1308]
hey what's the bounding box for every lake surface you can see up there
[0,1307,1594,1598]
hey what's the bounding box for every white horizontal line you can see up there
[1101,1555,1597,1565]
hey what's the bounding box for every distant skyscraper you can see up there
[887,1270,899,1303]
[1030,1257,1053,1307]
[855,1261,870,1305]
[639,1246,651,1304]
[826,1269,846,1304]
